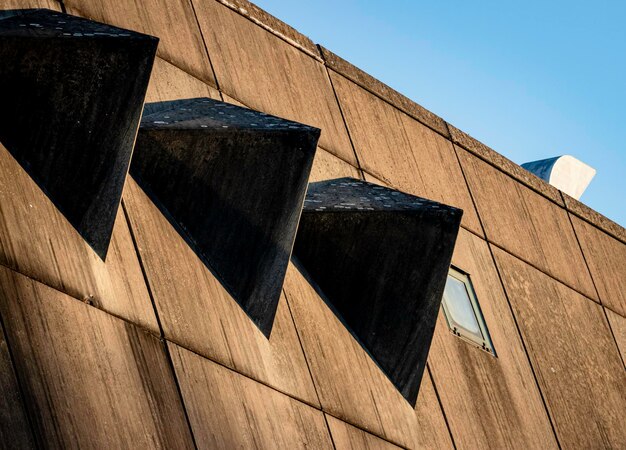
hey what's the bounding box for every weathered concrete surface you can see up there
[132,98,319,336]
[293,178,462,404]
[0,8,157,258]
[0,318,34,449]
[0,265,194,448]
[283,262,455,449]
[122,176,321,406]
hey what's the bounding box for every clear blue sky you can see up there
[255,0,625,226]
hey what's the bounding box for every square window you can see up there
[441,267,496,356]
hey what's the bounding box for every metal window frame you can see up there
[441,267,497,356]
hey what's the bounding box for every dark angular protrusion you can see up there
[131,98,319,336]
[293,178,462,405]
[0,9,158,258]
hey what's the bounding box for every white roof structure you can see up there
[521,155,596,200]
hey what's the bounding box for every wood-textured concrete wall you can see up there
[1,0,625,448]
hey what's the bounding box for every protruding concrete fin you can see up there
[293,178,463,405]
[132,98,320,337]
[522,155,596,200]
[0,9,158,259]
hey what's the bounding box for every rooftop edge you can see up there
[55,0,626,244]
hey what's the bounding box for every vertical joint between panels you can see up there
[449,134,600,305]
[283,290,421,448]
[0,312,39,447]
[282,288,324,409]
[120,200,165,337]
[187,0,223,98]
[561,191,602,302]
[485,240,563,450]
[602,307,626,370]
[318,44,365,180]
[449,125,562,447]
[560,193,625,370]
[446,121,488,239]
[426,363,457,450]
[120,200,199,450]
[321,413,337,450]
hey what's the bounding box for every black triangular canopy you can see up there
[131,98,320,337]
[293,178,462,405]
[0,9,157,258]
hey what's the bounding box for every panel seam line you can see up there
[319,44,366,180]
[449,123,562,448]
[561,193,626,370]
[426,363,457,450]
[121,200,200,450]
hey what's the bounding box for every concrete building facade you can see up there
[0,1,624,449]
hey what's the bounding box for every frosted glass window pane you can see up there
[444,276,482,337]
[441,267,496,356]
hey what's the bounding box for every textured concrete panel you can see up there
[457,147,597,299]
[0,319,34,449]
[213,0,319,56]
[122,177,320,406]
[216,98,359,183]
[144,57,221,116]
[0,143,158,333]
[284,263,454,449]
[326,415,401,450]
[563,192,626,244]
[605,309,626,364]
[571,215,626,317]
[132,98,318,335]
[2,0,59,9]
[320,47,448,137]
[330,71,482,235]
[221,92,248,107]
[448,123,564,205]
[0,266,194,448]
[0,9,156,257]
[309,148,361,182]
[294,178,461,404]
[191,0,356,164]
[494,249,626,449]
[363,170,393,187]
[64,0,215,86]
[169,343,333,449]
[428,229,558,449]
